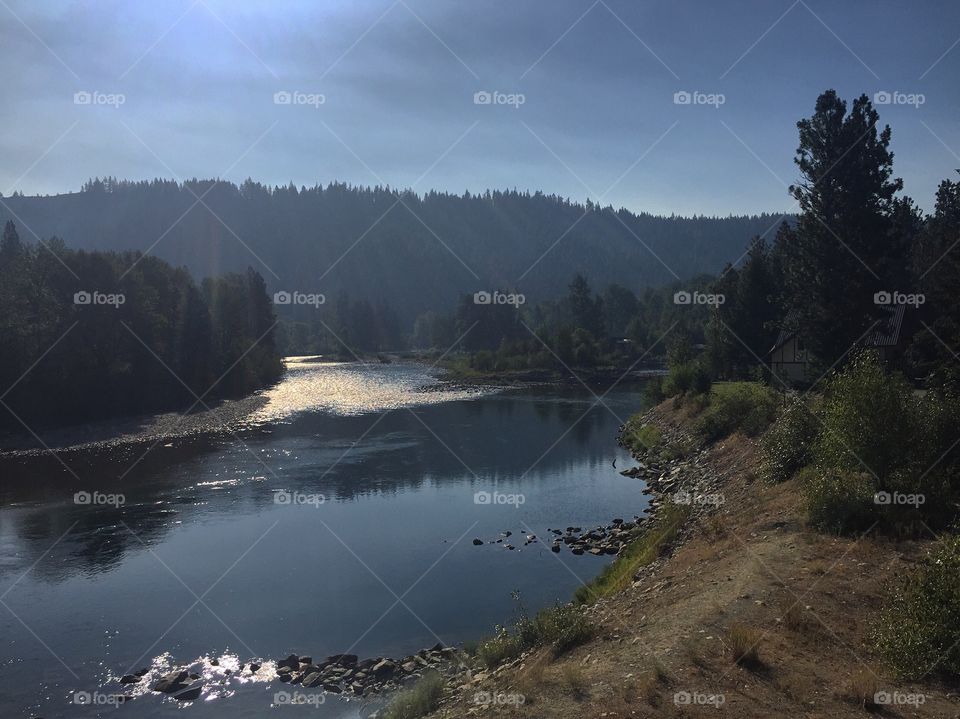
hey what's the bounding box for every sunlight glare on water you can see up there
[251,358,492,422]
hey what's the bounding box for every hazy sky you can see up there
[2,0,958,215]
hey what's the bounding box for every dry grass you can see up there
[781,603,810,631]
[727,623,762,667]
[844,669,879,710]
[559,665,588,700]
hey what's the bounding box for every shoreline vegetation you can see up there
[388,368,959,718]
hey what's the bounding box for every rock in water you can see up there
[276,654,299,671]
[371,659,397,678]
[152,670,188,694]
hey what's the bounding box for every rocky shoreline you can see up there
[470,517,652,556]
[109,643,463,706]
[107,405,710,714]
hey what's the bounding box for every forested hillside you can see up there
[0,181,784,322]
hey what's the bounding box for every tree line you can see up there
[430,89,960,391]
[0,179,782,327]
[0,223,282,430]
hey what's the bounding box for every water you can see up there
[0,360,649,718]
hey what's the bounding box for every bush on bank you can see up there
[474,594,592,669]
[381,671,445,719]
[874,537,960,678]
[798,352,960,534]
[761,396,820,483]
[694,382,779,442]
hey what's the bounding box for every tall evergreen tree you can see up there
[781,90,905,370]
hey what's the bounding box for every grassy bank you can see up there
[573,502,691,604]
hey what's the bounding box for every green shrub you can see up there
[644,376,666,405]
[809,352,960,532]
[690,363,713,395]
[475,594,593,669]
[874,537,960,678]
[621,418,662,455]
[694,382,779,442]
[761,396,820,482]
[381,671,445,719]
[801,467,876,534]
[814,352,916,484]
[664,359,711,397]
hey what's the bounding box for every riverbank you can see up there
[0,358,484,456]
[0,393,271,456]
[414,396,959,718]
[433,360,666,388]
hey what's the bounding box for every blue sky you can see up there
[2,0,958,215]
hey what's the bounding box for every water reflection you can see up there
[0,363,648,719]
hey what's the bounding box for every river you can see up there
[0,359,650,718]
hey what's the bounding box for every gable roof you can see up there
[769,305,906,354]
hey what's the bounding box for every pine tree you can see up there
[781,90,905,370]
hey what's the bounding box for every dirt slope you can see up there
[426,400,959,719]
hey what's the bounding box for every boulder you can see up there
[277,654,300,671]
[472,538,483,545]
[371,659,397,678]
[152,670,188,694]
[119,674,138,685]
[301,672,322,688]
